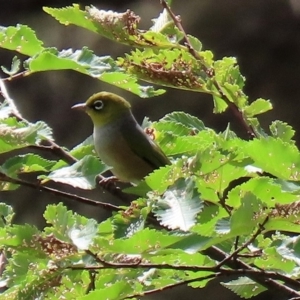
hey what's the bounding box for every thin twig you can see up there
[70,255,300,294]
[86,271,96,294]
[0,172,121,212]
[124,273,218,299]
[160,0,256,138]
[215,217,269,269]
[207,245,300,297]
[1,71,28,82]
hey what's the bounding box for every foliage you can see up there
[1,1,300,299]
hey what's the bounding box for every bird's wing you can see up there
[120,120,170,169]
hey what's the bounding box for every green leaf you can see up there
[270,120,295,142]
[43,155,109,189]
[230,193,262,235]
[43,203,91,241]
[145,164,175,193]
[69,219,98,250]
[212,94,228,113]
[246,137,300,180]
[81,281,133,300]
[158,130,216,156]
[120,48,209,92]
[43,4,97,33]
[222,277,266,299]
[0,204,14,226]
[1,56,21,76]
[51,135,95,170]
[44,5,177,50]
[0,24,44,56]
[152,178,203,231]
[93,228,185,254]
[255,244,296,273]
[0,224,39,248]
[150,8,184,43]
[161,111,206,132]
[227,177,297,208]
[1,154,56,178]
[244,98,272,117]
[187,34,202,52]
[27,47,164,98]
[112,204,149,238]
[191,206,229,237]
[0,118,52,154]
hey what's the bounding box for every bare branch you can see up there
[0,172,121,212]
[160,0,256,138]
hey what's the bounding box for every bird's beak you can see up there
[71,103,86,111]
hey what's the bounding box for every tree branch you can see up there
[0,172,121,212]
[216,217,269,269]
[160,0,256,138]
[70,252,300,297]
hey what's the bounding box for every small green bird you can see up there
[72,92,170,184]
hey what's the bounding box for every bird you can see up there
[72,92,170,184]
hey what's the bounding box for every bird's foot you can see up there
[98,175,119,190]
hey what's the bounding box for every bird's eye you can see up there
[93,100,104,111]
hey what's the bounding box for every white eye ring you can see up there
[93,100,104,111]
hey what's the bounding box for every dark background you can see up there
[1,1,300,299]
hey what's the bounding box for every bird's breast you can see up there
[93,122,154,183]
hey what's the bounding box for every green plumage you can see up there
[72,92,170,184]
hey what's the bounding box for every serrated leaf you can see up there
[212,94,228,113]
[191,206,228,237]
[227,177,297,208]
[51,135,95,170]
[112,204,149,238]
[27,47,163,98]
[1,56,21,76]
[1,154,56,177]
[93,227,184,254]
[0,224,39,248]
[158,130,216,156]
[43,155,109,189]
[246,137,300,180]
[120,48,209,92]
[255,245,296,273]
[145,166,174,192]
[230,193,261,235]
[152,178,203,231]
[0,24,44,56]
[244,98,272,117]
[222,277,266,299]
[81,281,133,300]
[0,119,52,154]
[44,5,177,50]
[270,120,295,142]
[43,203,90,241]
[161,111,206,131]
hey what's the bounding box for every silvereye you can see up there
[72,92,170,184]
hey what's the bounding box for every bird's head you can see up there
[72,92,131,127]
